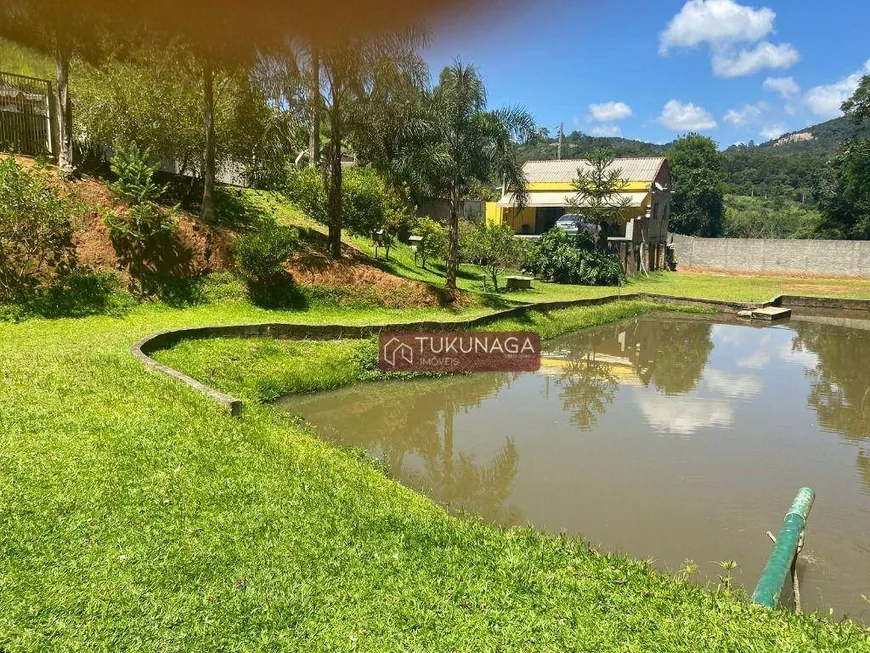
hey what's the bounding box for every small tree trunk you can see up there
[445,183,460,296]
[308,49,320,168]
[54,35,74,178]
[201,60,217,222]
[327,102,343,259]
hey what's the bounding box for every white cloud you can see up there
[723,101,768,127]
[659,0,774,54]
[589,125,622,137]
[712,42,799,78]
[759,124,788,141]
[763,76,800,98]
[635,395,733,435]
[660,1,798,78]
[658,100,718,131]
[704,369,763,399]
[737,350,770,369]
[588,101,632,122]
[805,59,870,120]
[779,341,819,369]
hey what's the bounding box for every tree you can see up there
[310,32,426,258]
[409,62,533,296]
[462,222,523,292]
[842,75,870,124]
[566,148,631,251]
[0,0,107,176]
[667,133,725,237]
[815,78,870,239]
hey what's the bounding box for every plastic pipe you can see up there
[751,487,815,608]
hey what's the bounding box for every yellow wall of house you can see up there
[508,207,535,233]
[485,202,502,226]
[485,203,534,234]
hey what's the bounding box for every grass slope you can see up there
[1,295,868,650]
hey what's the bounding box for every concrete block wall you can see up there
[671,234,870,277]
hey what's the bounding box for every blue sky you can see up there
[424,0,870,146]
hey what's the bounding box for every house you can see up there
[485,157,673,273]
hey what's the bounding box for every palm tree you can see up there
[314,31,427,258]
[407,62,533,296]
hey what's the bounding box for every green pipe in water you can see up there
[751,487,815,608]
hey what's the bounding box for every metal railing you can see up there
[0,71,55,157]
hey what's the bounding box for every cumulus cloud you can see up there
[805,59,870,120]
[635,395,734,436]
[659,0,774,54]
[763,76,800,98]
[660,1,798,78]
[779,341,819,369]
[759,124,788,141]
[712,42,799,78]
[658,100,717,131]
[704,369,763,399]
[589,125,622,137]
[723,101,768,127]
[737,350,770,369]
[588,101,632,122]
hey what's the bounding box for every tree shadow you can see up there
[110,228,203,305]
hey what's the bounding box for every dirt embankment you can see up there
[20,157,452,308]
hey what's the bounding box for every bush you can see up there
[282,166,415,248]
[104,144,176,243]
[283,166,327,222]
[235,221,300,306]
[412,217,448,268]
[0,156,75,301]
[462,222,524,291]
[523,228,624,286]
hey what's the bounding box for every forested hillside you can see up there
[516,115,870,239]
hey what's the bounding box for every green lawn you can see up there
[248,186,870,305]
[2,291,869,650]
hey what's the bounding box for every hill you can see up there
[754,115,870,155]
[516,130,670,163]
[519,116,867,206]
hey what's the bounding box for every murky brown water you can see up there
[278,311,870,620]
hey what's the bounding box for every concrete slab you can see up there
[751,306,792,321]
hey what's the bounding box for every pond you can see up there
[278,311,870,620]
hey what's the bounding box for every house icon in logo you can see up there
[382,337,414,367]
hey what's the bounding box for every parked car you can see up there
[554,214,598,236]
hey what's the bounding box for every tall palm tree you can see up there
[314,31,427,258]
[408,62,533,296]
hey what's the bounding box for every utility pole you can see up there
[557,122,563,160]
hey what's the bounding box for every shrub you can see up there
[283,165,327,222]
[0,156,75,301]
[30,269,133,318]
[104,144,176,243]
[109,143,167,205]
[235,221,300,306]
[412,217,448,268]
[462,222,524,291]
[282,166,415,250]
[523,228,624,286]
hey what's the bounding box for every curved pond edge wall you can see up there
[132,292,870,418]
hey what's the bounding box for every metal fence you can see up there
[0,71,55,157]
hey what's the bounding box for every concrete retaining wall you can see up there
[133,293,757,418]
[134,293,870,418]
[671,234,870,278]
